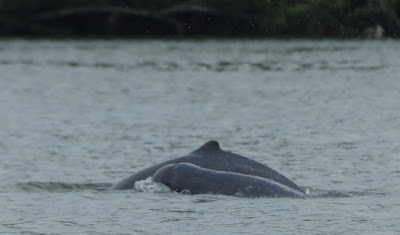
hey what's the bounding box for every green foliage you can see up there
[0,0,399,37]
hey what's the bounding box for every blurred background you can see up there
[1,0,399,38]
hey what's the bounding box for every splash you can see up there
[133,177,171,193]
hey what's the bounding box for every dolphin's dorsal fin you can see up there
[192,140,221,155]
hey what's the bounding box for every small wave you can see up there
[285,46,358,54]
[134,177,171,193]
[15,182,111,192]
[0,59,36,66]
[303,187,385,198]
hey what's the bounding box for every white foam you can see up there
[133,177,171,193]
[305,188,311,195]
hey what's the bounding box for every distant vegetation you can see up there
[0,0,399,38]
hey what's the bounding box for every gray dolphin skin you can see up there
[109,140,302,192]
[153,163,304,197]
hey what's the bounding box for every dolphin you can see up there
[153,163,304,197]
[109,140,302,192]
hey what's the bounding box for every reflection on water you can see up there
[0,58,387,72]
[14,181,384,199]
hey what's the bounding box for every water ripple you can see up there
[15,182,111,192]
[0,58,385,72]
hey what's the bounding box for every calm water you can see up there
[1,39,400,234]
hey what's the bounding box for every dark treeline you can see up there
[0,0,399,38]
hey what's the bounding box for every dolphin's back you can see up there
[154,163,304,197]
[190,140,303,192]
[109,140,302,192]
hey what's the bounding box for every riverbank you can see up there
[1,0,399,38]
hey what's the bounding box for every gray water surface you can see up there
[1,39,400,234]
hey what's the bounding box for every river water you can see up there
[1,39,399,234]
